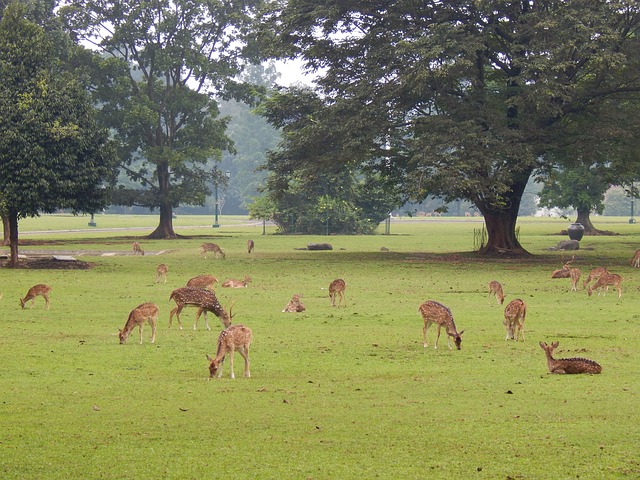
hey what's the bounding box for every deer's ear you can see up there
[552,341,559,348]
[458,330,464,336]
[539,341,546,349]
[206,354,214,362]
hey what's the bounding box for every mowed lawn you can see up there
[1,215,639,479]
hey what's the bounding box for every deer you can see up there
[186,274,218,291]
[206,324,252,379]
[119,302,158,344]
[488,280,505,305]
[631,249,640,267]
[329,278,347,307]
[132,241,144,255]
[539,341,602,374]
[221,276,252,288]
[200,243,225,259]
[169,286,232,330]
[582,267,609,290]
[418,300,464,350]
[155,264,168,284]
[569,267,582,291]
[282,293,305,313]
[503,299,526,341]
[247,239,255,254]
[551,256,581,291]
[20,284,52,310]
[587,273,623,298]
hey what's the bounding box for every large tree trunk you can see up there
[147,164,178,239]
[575,208,608,235]
[7,210,19,267]
[2,214,8,246]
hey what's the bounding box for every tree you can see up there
[0,1,116,267]
[260,1,640,255]
[61,0,264,238]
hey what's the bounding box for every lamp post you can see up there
[212,169,231,228]
[88,213,96,227]
[630,182,636,224]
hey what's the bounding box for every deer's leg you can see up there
[150,317,157,344]
[44,294,50,310]
[423,321,429,348]
[434,324,442,349]
[138,324,144,344]
[239,346,250,377]
[228,348,236,379]
[175,306,184,329]
[204,311,210,331]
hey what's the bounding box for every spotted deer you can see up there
[539,341,602,374]
[221,276,252,288]
[207,324,252,378]
[588,273,623,298]
[631,249,640,267]
[247,239,255,254]
[186,274,218,291]
[119,302,158,344]
[155,264,168,284]
[418,300,464,350]
[169,287,232,330]
[569,267,582,291]
[20,284,52,309]
[132,241,144,255]
[329,279,347,307]
[200,243,225,259]
[582,267,609,289]
[282,293,305,313]
[488,280,505,305]
[503,299,526,341]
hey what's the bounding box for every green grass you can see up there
[1,214,639,479]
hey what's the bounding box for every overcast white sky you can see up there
[274,58,316,86]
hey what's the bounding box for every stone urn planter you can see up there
[567,223,585,241]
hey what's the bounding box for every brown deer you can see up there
[169,287,232,330]
[221,276,252,288]
[582,267,609,289]
[488,280,505,305]
[20,284,52,309]
[329,279,347,307]
[132,241,144,255]
[200,243,225,259]
[539,341,602,374]
[588,273,623,298]
[569,267,582,291]
[282,293,305,313]
[631,249,640,267]
[119,302,158,344]
[186,274,218,291]
[418,300,464,350]
[503,299,526,341]
[155,264,168,284]
[247,239,255,253]
[551,256,576,279]
[207,324,252,378]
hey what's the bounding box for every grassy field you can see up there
[1,214,639,479]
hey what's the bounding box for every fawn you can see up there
[221,276,252,288]
[418,300,464,350]
[132,241,144,255]
[503,299,526,341]
[169,287,232,330]
[20,284,52,310]
[631,249,640,268]
[247,239,255,253]
[155,264,168,284]
[282,293,305,313]
[588,273,623,298]
[186,274,218,291]
[329,279,347,307]
[207,324,252,378]
[200,243,225,259]
[488,280,505,305]
[539,341,602,374]
[119,302,158,344]
[582,267,609,289]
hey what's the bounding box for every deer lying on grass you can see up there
[247,239,255,253]
[631,249,640,268]
[155,264,168,284]
[539,341,602,374]
[282,294,305,313]
[329,279,347,307]
[207,324,252,379]
[418,300,464,350]
[582,267,609,290]
[200,243,225,259]
[588,273,623,298]
[132,241,144,255]
[551,257,581,291]
[20,284,52,310]
[119,302,158,344]
[488,280,505,305]
[503,299,526,341]
[186,274,218,291]
[221,276,252,288]
[169,287,232,330]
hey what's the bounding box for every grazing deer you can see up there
[200,243,225,259]
[503,299,526,341]
[247,239,255,254]
[582,267,609,289]
[119,302,158,344]
[169,287,232,330]
[132,241,144,255]
[20,284,52,310]
[282,293,305,313]
[539,341,602,374]
[569,267,581,291]
[418,300,464,350]
[155,264,168,284]
[329,279,347,307]
[588,273,623,298]
[631,249,640,267]
[207,324,252,378]
[186,274,218,291]
[488,280,505,305]
[221,275,252,288]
